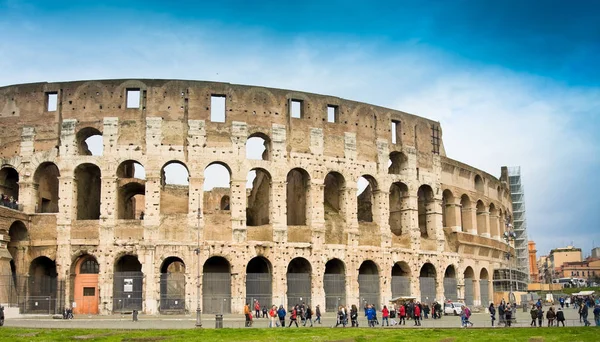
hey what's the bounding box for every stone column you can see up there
[343,184,359,248]
[230,179,247,243]
[100,176,117,242]
[311,182,325,248]
[448,201,462,232]
[187,176,204,242]
[142,247,156,314]
[375,189,391,248]
[477,210,490,238]
[489,213,500,240]
[271,179,287,243]
[462,207,477,235]
[404,195,421,251]
[473,278,481,307]
[143,176,161,241]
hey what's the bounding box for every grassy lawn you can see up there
[0,327,597,342]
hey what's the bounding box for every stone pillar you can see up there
[311,260,325,311]
[231,179,247,243]
[142,247,156,314]
[188,176,204,242]
[477,210,490,238]
[405,195,421,250]
[343,184,359,248]
[462,207,477,235]
[58,176,74,224]
[271,179,287,243]
[311,182,325,248]
[376,188,391,248]
[144,176,161,241]
[473,278,481,307]
[489,213,500,240]
[448,201,462,232]
[100,176,117,242]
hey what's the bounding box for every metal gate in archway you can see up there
[391,276,410,297]
[443,278,458,301]
[324,274,345,311]
[203,273,231,314]
[246,273,271,308]
[358,274,380,310]
[480,280,489,306]
[464,279,474,306]
[159,273,185,313]
[287,273,311,306]
[419,277,436,302]
[113,272,143,312]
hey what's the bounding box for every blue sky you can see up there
[1,0,599,257]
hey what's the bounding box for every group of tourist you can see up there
[244,301,319,328]
[0,194,18,210]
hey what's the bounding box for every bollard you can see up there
[215,314,223,328]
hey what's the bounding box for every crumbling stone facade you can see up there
[0,79,513,315]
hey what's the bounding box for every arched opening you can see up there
[480,268,490,306]
[357,175,377,222]
[220,196,230,210]
[76,127,103,156]
[245,256,272,308]
[246,133,271,161]
[117,160,146,219]
[464,267,475,306]
[287,257,312,306]
[73,255,99,314]
[286,168,310,225]
[358,260,380,310]
[9,220,28,242]
[442,190,455,228]
[419,263,436,302]
[417,185,435,238]
[0,166,19,207]
[476,200,487,236]
[443,265,457,301]
[389,182,409,236]
[203,256,231,314]
[489,203,499,238]
[27,256,58,313]
[391,261,411,298]
[388,152,408,174]
[324,259,346,311]
[113,255,143,312]
[7,221,27,303]
[203,162,231,213]
[460,195,472,233]
[74,163,101,220]
[246,168,271,226]
[159,257,185,313]
[160,161,189,214]
[324,172,346,242]
[474,175,484,192]
[33,162,60,213]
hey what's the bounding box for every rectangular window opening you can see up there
[83,287,95,296]
[327,105,338,123]
[392,120,401,144]
[431,125,440,154]
[210,95,226,122]
[47,92,58,112]
[126,89,141,109]
[290,99,303,119]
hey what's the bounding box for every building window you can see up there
[327,105,338,123]
[431,125,440,154]
[80,259,99,274]
[46,92,58,112]
[126,89,141,108]
[392,120,401,144]
[210,95,226,122]
[290,99,303,119]
[83,287,95,296]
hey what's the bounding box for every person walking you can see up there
[489,303,496,327]
[504,303,512,327]
[546,306,556,327]
[498,302,505,327]
[277,305,286,328]
[315,305,322,324]
[537,306,544,327]
[581,302,591,326]
[288,306,299,327]
[556,307,566,326]
[413,303,421,326]
[303,305,313,327]
[593,304,600,327]
[366,305,376,327]
[398,304,406,325]
[254,300,261,319]
[269,305,279,328]
[244,303,251,327]
[530,305,538,327]
[382,305,389,326]
[350,304,359,327]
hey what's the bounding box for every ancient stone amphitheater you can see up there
[0,79,514,315]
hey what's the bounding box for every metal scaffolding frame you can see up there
[508,166,530,283]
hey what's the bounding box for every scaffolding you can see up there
[508,166,530,283]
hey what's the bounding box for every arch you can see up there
[246,132,271,161]
[73,255,99,314]
[358,260,380,309]
[286,168,310,225]
[388,151,408,174]
[287,257,312,305]
[33,162,60,213]
[159,257,185,313]
[324,171,345,213]
[220,195,230,210]
[74,163,101,220]
[113,254,143,312]
[417,185,435,238]
[476,200,487,236]
[459,194,472,232]
[389,182,409,236]
[203,162,231,218]
[463,266,475,306]
[117,160,146,179]
[479,268,490,306]
[203,256,232,314]
[245,256,272,308]
[442,189,456,228]
[391,261,411,297]
[324,258,346,311]
[76,127,103,156]
[357,175,378,222]
[246,168,271,226]
[489,203,499,238]
[0,166,19,203]
[419,262,436,302]
[118,181,145,219]
[161,161,189,214]
[443,265,458,301]
[28,256,58,313]
[8,220,28,242]
[474,174,484,192]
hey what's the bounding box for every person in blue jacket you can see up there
[366,304,377,327]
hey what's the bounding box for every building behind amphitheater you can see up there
[0,79,519,315]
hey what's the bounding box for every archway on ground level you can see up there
[159,257,185,313]
[358,260,380,310]
[480,268,490,306]
[203,256,231,314]
[246,256,272,308]
[324,259,346,311]
[28,256,58,313]
[113,255,143,312]
[444,265,457,301]
[391,261,411,298]
[73,255,99,315]
[463,267,475,306]
[419,263,436,303]
[33,162,60,213]
[287,257,312,306]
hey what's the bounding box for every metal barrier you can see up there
[358,274,380,310]
[419,277,436,302]
[443,278,457,300]
[324,274,345,311]
[113,272,143,312]
[464,279,474,306]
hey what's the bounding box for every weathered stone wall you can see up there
[0,80,513,314]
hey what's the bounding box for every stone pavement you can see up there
[3,306,589,330]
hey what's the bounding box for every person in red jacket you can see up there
[399,304,406,325]
[414,302,421,326]
[382,305,390,326]
[288,306,299,327]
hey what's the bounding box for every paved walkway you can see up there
[3,306,590,330]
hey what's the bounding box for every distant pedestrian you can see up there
[277,305,286,327]
[254,300,261,318]
[288,306,299,327]
[489,303,496,327]
[536,306,544,327]
[382,305,389,326]
[350,304,358,327]
[132,309,138,322]
[504,303,512,327]
[315,305,322,324]
[581,303,591,326]
[546,306,556,327]
[303,305,313,327]
[398,304,406,325]
[366,305,376,327]
[413,303,421,326]
[244,303,251,327]
[530,305,538,327]
[269,305,279,328]
[556,307,565,326]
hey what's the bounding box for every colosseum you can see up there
[0,79,517,315]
